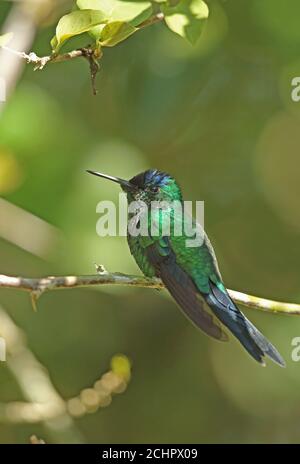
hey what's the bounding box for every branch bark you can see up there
[1,45,98,70]
[1,11,164,93]
[0,272,299,315]
[1,12,165,70]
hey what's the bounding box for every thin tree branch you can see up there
[1,12,165,70]
[139,11,164,28]
[1,45,95,70]
[0,272,299,315]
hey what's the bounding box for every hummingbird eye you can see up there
[151,186,159,193]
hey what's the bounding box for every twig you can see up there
[0,272,299,315]
[1,46,94,70]
[0,11,165,93]
[138,11,164,28]
[0,12,165,76]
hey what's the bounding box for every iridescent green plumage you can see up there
[87,168,285,367]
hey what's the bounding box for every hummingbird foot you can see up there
[94,263,108,275]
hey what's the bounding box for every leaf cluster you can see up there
[50,0,209,53]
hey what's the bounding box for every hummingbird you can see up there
[87,168,285,367]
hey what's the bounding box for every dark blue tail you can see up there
[205,281,285,367]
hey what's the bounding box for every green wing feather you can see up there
[127,203,285,366]
[127,211,228,341]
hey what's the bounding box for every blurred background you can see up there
[1,0,300,444]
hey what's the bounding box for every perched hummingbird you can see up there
[87,169,285,367]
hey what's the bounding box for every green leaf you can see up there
[50,35,58,51]
[152,0,180,4]
[162,0,209,45]
[89,24,107,41]
[77,0,152,27]
[167,0,181,5]
[54,9,107,51]
[0,32,13,47]
[100,21,137,46]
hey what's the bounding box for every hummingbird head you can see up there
[86,169,182,205]
[128,169,182,204]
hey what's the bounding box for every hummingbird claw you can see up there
[94,263,108,275]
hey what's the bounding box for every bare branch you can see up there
[1,45,95,70]
[0,272,299,315]
[138,11,165,28]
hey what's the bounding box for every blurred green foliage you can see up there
[1,0,300,444]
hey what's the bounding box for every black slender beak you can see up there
[86,170,136,190]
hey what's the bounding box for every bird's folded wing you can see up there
[146,241,228,342]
